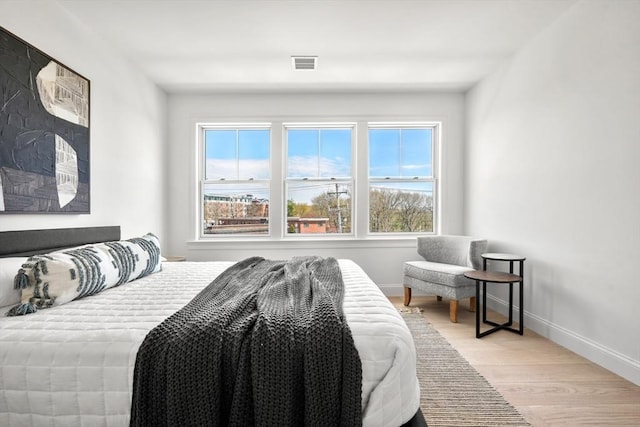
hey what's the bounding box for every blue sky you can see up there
[205,129,270,180]
[369,128,432,177]
[287,129,351,178]
[204,127,433,203]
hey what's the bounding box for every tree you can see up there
[287,199,295,217]
[369,188,400,232]
[203,201,225,226]
[369,188,433,232]
[397,191,431,232]
[288,200,311,218]
[310,187,351,233]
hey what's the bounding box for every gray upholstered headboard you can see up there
[0,226,121,258]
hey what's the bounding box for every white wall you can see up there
[166,92,466,286]
[0,1,168,240]
[465,0,640,384]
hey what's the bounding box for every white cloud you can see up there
[287,155,350,177]
[206,158,269,179]
[401,163,430,170]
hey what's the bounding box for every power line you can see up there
[327,183,348,233]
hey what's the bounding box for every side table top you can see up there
[482,253,526,261]
[464,270,522,283]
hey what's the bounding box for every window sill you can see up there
[187,236,422,250]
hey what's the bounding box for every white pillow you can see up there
[0,257,27,308]
[8,233,162,316]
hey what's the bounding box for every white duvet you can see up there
[0,260,419,427]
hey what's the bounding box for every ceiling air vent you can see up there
[292,56,317,70]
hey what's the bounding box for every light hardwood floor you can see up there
[388,295,640,427]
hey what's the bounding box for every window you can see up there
[196,121,438,239]
[285,125,353,235]
[368,124,436,233]
[200,125,270,236]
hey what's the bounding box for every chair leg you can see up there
[403,286,412,306]
[469,296,476,312]
[449,300,459,323]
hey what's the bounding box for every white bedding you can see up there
[0,259,419,427]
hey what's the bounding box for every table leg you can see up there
[482,281,487,323]
[520,260,525,335]
[519,281,524,335]
[508,282,513,326]
[475,279,480,338]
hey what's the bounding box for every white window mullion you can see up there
[270,123,284,238]
[196,125,206,238]
[355,120,368,239]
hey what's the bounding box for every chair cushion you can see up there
[416,235,488,270]
[403,260,474,288]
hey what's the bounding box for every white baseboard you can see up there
[379,284,403,296]
[379,283,430,297]
[379,283,640,386]
[485,295,640,386]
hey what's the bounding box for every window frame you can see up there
[283,122,356,238]
[367,122,438,236]
[198,123,272,239]
[195,120,440,241]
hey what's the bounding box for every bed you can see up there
[0,226,423,426]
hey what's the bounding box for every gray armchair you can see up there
[403,235,488,323]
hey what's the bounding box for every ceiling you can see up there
[55,0,577,93]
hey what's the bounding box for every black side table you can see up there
[464,253,526,338]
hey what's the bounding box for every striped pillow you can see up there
[7,233,161,316]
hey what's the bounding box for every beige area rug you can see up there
[400,310,531,426]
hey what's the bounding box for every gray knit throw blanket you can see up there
[130,256,362,427]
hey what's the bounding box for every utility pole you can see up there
[327,183,347,233]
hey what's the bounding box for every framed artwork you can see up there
[0,26,90,214]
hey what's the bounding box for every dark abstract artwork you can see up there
[0,26,89,214]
